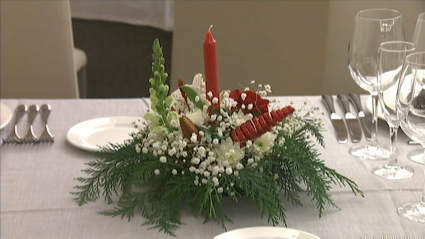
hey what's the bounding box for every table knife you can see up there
[337,94,362,143]
[322,95,348,143]
[348,93,371,141]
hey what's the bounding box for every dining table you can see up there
[1,96,424,239]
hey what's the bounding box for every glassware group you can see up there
[349,9,425,223]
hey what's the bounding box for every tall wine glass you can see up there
[372,41,416,179]
[413,12,425,51]
[407,12,425,164]
[348,9,405,160]
[396,52,425,223]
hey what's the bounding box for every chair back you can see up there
[1,0,79,99]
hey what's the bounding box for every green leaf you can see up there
[180,86,204,110]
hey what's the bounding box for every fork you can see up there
[22,105,40,143]
[38,104,54,142]
[2,104,28,143]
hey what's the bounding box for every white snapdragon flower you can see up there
[253,132,277,154]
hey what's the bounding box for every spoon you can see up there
[2,104,28,143]
[22,105,40,143]
[39,104,54,142]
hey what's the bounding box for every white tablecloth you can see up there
[1,97,424,239]
[69,1,174,31]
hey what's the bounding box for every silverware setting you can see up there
[2,104,54,144]
[322,94,371,144]
[323,94,422,146]
[337,94,362,143]
[348,93,372,140]
[322,95,348,144]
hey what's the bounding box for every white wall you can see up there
[1,1,78,99]
[171,1,424,96]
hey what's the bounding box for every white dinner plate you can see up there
[1,103,12,130]
[66,116,144,151]
[214,227,320,239]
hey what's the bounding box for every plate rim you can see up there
[0,103,12,130]
[66,116,143,152]
[213,226,320,239]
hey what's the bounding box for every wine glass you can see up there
[413,12,425,51]
[348,9,405,160]
[407,12,425,164]
[396,51,425,223]
[372,41,416,179]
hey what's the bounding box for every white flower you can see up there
[159,156,167,163]
[170,74,205,113]
[185,109,205,126]
[172,169,178,175]
[154,169,160,175]
[241,93,247,100]
[190,133,198,143]
[191,157,200,165]
[253,132,277,154]
[212,177,219,186]
[225,167,233,175]
[168,148,177,156]
[217,187,223,193]
[207,91,213,98]
[236,163,244,170]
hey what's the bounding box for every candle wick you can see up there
[209,25,213,31]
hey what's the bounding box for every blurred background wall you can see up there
[171,0,424,96]
[7,1,420,98]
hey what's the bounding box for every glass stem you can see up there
[421,147,425,206]
[387,126,398,167]
[370,94,379,147]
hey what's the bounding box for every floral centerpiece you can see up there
[72,32,363,236]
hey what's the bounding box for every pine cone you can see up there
[231,106,295,142]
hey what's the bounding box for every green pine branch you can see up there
[273,122,363,217]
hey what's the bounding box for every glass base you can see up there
[349,144,393,160]
[397,202,425,223]
[372,164,414,180]
[408,149,424,165]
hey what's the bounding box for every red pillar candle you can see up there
[203,25,220,109]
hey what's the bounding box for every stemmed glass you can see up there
[372,41,416,179]
[407,12,425,164]
[413,12,425,51]
[348,9,405,160]
[396,52,425,223]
